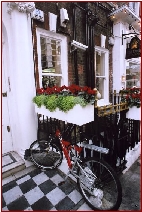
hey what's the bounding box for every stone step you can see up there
[2,151,26,179]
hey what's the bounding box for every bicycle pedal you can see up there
[58,181,65,186]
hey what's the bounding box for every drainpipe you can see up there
[87,20,95,89]
[85,3,90,87]
[73,5,79,85]
[30,17,37,89]
[90,24,95,89]
[85,3,96,89]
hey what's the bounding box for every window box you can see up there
[120,87,141,120]
[126,106,141,120]
[34,104,94,126]
[33,85,97,126]
[35,104,67,121]
[64,104,94,126]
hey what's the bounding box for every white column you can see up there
[10,7,37,158]
[112,22,127,92]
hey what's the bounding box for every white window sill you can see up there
[42,73,62,77]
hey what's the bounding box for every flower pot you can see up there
[34,104,94,126]
[126,106,141,120]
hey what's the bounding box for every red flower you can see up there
[82,86,89,92]
[61,85,68,91]
[126,95,129,100]
[37,88,45,94]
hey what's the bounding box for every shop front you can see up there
[109,3,141,92]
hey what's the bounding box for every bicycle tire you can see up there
[77,157,122,210]
[30,140,63,170]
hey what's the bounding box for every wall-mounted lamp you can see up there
[60,8,69,27]
[121,74,126,82]
[108,36,115,45]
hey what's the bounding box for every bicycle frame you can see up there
[28,124,122,210]
[55,125,109,185]
[55,129,82,169]
[55,128,98,187]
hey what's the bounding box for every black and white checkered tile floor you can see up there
[2,167,93,211]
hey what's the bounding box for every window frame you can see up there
[36,27,68,88]
[95,46,109,104]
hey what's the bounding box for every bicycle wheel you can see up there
[30,140,63,170]
[77,157,122,210]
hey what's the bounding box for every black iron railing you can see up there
[37,92,140,173]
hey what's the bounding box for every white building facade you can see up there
[2,2,37,158]
[109,2,141,171]
[109,2,141,92]
[2,2,141,171]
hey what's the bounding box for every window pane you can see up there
[96,78,104,98]
[95,51,105,98]
[96,52,105,76]
[42,76,61,89]
[41,37,47,70]
[40,37,61,74]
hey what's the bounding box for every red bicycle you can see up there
[28,124,122,210]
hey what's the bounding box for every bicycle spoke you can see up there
[30,140,63,169]
[77,158,122,210]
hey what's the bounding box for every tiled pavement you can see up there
[2,167,90,211]
[2,156,141,211]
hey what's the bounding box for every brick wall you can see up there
[33,2,114,93]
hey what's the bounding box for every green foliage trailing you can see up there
[33,85,97,112]
[32,95,45,107]
[74,96,87,107]
[57,95,76,112]
[33,94,87,112]
[44,95,58,112]
[120,87,141,108]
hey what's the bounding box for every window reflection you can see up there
[42,76,61,89]
[126,62,140,88]
[40,37,61,74]
[40,36,62,89]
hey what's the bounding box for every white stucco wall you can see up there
[112,19,141,171]
[112,22,127,93]
[123,142,141,173]
[2,2,37,158]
